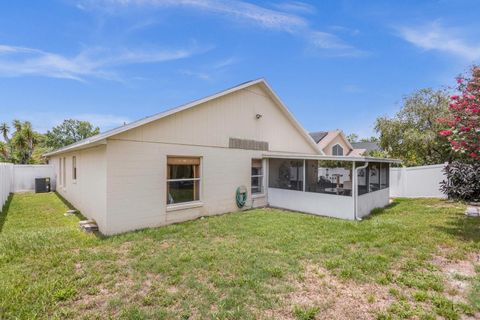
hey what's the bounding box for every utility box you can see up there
[35,178,51,193]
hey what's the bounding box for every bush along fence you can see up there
[441,161,480,203]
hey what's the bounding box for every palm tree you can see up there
[0,122,10,143]
[1,120,39,164]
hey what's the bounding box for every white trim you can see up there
[44,79,322,157]
[166,201,204,212]
[262,152,401,164]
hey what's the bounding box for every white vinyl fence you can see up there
[0,163,14,210]
[0,163,56,210]
[12,165,56,192]
[390,164,447,198]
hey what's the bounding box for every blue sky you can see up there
[1,0,479,138]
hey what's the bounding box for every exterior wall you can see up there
[268,187,354,220]
[357,188,390,218]
[390,164,446,198]
[105,140,268,234]
[113,84,317,155]
[13,165,55,192]
[52,145,107,230]
[102,84,318,234]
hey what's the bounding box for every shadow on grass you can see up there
[54,191,107,240]
[435,214,480,243]
[363,201,399,219]
[54,191,76,210]
[0,193,13,233]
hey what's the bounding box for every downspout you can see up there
[354,162,369,221]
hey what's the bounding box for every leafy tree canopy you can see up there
[375,88,452,166]
[44,119,100,150]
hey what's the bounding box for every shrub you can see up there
[440,161,480,202]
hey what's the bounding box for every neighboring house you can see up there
[309,130,366,156]
[45,79,398,235]
[351,141,381,155]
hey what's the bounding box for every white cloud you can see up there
[77,0,364,57]
[397,22,480,61]
[272,1,316,14]
[0,44,207,81]
[79,0,307,31]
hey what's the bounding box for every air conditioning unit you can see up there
[35,178,51,193]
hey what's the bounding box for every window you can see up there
[332,144,344,156]
[305,160,353,196]
[268,159,304,191]
[62,157,66,186]
[72,156,77,181]
[59,158,62,186]
[251,159,263,194]
[167,157,200,205]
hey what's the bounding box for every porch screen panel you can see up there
[268,159,304,191]
[305,160,353,196]
[380,163,389,189]
[368,163,380,192]
[357,162,369,195]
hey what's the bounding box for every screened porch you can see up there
[264,154,400,220]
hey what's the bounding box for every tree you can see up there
[0,120,42,164]
[375,88,452,166]
[346,133,359,143]
[438,66,480,160]
[360,136,379,143]
[44,119,100,150]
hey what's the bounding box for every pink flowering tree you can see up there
[439,66,480,160]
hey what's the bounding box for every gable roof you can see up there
[44,78,323,157]
[351,141,380,152]
[311,129,354,153]
[309,131,328,144]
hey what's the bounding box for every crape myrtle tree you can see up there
[438,66,480,160]
[438,66,480,202]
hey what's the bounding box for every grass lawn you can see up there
[0,193,479,320]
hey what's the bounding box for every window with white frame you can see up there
[251,159,263,194]
[167,157,200,205]
[59,158,62,186]
[332,144,344,156]
[62,157,66,186]
[72,156,77,181]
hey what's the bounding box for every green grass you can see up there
[0,193,479,319]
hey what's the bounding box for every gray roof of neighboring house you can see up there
[351,141,381,152]
[309,131,328,144]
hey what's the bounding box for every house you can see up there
[309,130,366,156]
[45,79,399,235]
[351,141,381,155]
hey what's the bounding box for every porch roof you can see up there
[262,152,402,164]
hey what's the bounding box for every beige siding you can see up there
[52,145,107,230]
[105,140,268,234]
[114,84,317,155]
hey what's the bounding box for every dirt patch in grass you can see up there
[263,263,392,319]
[433,251,479,303]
